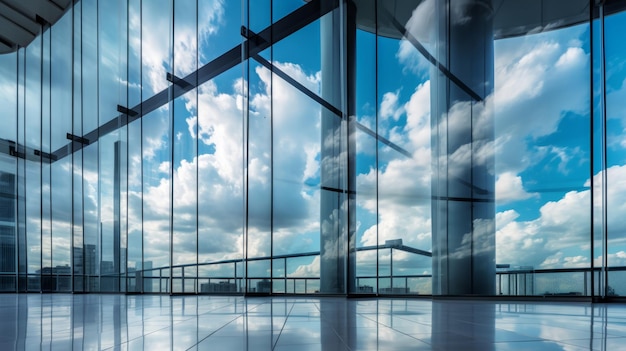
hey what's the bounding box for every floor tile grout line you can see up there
[105,297,253,350]
[271,301,295,351]
[312,301,355,351]
[112,297,252,349]
[7,296,626,351]
[185,307,254,350]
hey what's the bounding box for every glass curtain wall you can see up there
[604,4,626,297]
[350,0,434,295]
[493,4,592,296]
[1,0,626,297]
[0,43,18,292]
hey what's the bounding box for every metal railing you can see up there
[4,262,626,297]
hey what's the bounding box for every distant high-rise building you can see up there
[101,261,114,275]
[141,261,153,293]
[75,244,98,292]
[37,265,71,291]
[84,244,96,276]
[0,171,16,291]
[256,279,271,293]
[201,281,237,293]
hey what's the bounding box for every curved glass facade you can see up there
[0,0,625,297]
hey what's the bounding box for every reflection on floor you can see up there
[0,294,625,350]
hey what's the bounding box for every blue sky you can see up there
[5,0,626,292]
[100,0,626,286]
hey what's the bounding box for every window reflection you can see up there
[494,24,591,293]
[1,0,625,297]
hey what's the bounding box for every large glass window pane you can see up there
[126,0,142,293]
[199,0,241,65]
[141,0,172,293]
[50,10,73,292]
[271,18,323,291]
[273,0,307,24]
[494,21,591,295]
[0,51,18,291]
[605,9,626,297]
[16,48,27,292]
[246,59,272,291]
[40,28,52,291]
[245,0,271,293]
[352,6,377,293]
[195,60,244,289]
[98,0,128,292]
[71,0,84,292]
[591,13,604,298]
[127,119,143,293]
[81,0,100,293]
[172,0,198,294]
[24,36,42,291]
[374,6,432,295]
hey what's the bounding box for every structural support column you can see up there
[113,140,121,292]
[431,0,495,295]
[320,0,356,294]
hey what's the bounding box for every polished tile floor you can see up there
[0,294,625,350]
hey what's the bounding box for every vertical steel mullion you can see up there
[283,258,287,293]
[139,0,144,294]
[96,0,101,293]
[69,2,75,293]
[269,0,274,295]
[600,2,609,299]
[195,0,200,295]
[125,0,131,294]
[589,0,596,300]
[169,0,174,296]
[39,24,44,292]
[80,1,86,293]
[15,49,22,292]
[22,50,27,291]
[14,49,18,292]
[49,28,53,290]
[374,0,379,296]
[444,0,451,297]
[390,248,393,285]
[244,0,250,295]
[80,0,86,294]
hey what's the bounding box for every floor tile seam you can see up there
[375,321,443,347]
[96,307,246,350]
[439,327,547,342]
[356,312,392,328]
[390,314,432,326]
[185,309,250,351]
[194,301,263,318]
[115,320,228,351]
[492,339,576,344]
[556,335,626,342]
[320,311,400,351]
[270,302,295,351]
[354,312,489,347]
[322,321,355,351]
[557,337,612,350]
[241,300,274,314]
[494,326,619,341]
[311,303,350,327]
[97,324,175,349]
[326,320,428,351]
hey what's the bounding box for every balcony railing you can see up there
[4,258,626,297]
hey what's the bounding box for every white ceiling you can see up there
[0,0,71,54]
